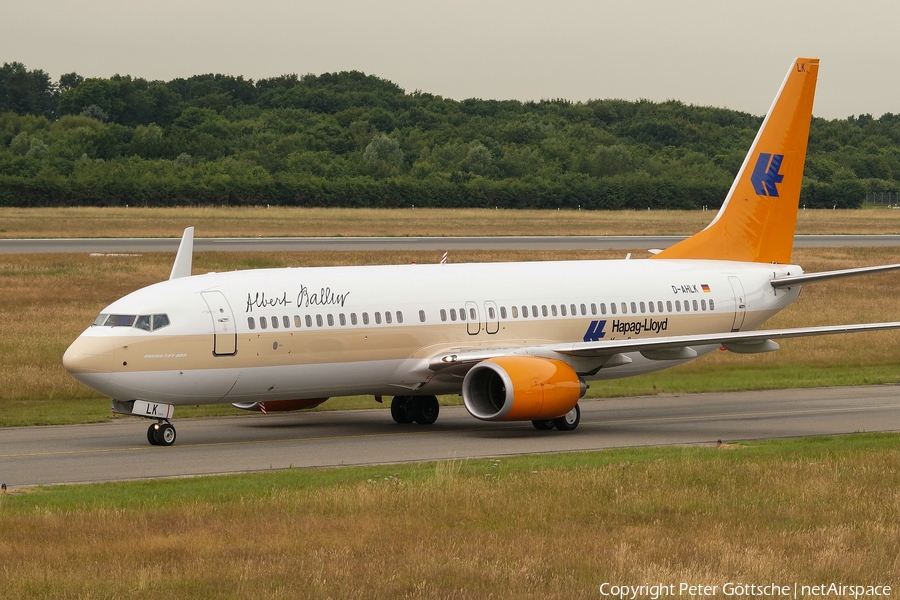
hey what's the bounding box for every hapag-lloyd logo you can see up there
[611,317,668,336]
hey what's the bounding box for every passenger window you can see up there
[684,301,690,312]
[666,301,673,312]
[449,308,457,321]
[397,311,403,324]
[327,314,335,326]
[580,304,586,316]
[459,309,466,322]
[610,303,617,315]
[469,308,476,321]
[351,313,358,325]
[621,303,627,314]
[489,306,497,319]
[511,306,518,318]
[283,315,290,328]
[591,303,597,316]
[560,305,567,316]
[385,312,392,324]
[570,304,577,316]
[550,305,557,317]
[316,315,323,327]
[260,318,268,330]
[340,314,346,326]
[709,299,715,310]
[375,312,382,325]
[305,315,313,328]
[500,306,507,319]
[693,300,699,311]
[294,315,302,328]
[648,302,654,313]
[542,305,548,317]
[522,306,528,318]
[271,316,279,329]
[600,303,606,315]
[248,317,256,330]
[419,310,426,323]
[675,301,681,312]
[631,302,637,313]
[441,309,447,322]
[532,305,538,318]
[363,312,370,325]
[658,301,664,313]
[639,302,645,313]
[135,315,151,331]
[700,299,707,311]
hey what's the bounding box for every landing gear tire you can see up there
[147,424,160,445]
[390,396,415,424]
[152,422,177,446]
[412,395,440,425]
[553,403,580,431]
[532,419,555,431]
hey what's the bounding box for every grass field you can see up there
[4,206,900,238]
[2,245,900,427]
[1,434,898,598]
[0,248,900,426]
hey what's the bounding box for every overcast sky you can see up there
[3,0,898,120]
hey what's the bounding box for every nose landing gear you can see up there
[147,420,176,446]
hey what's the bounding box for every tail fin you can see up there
[653,57,819,264]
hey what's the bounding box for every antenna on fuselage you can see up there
[169,227,194,280]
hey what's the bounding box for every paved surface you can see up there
[2,386,898,487]
[3,234,900,254]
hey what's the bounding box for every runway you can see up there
[3,234,900,253]
[2,385,899,487]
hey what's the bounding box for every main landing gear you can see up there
[147,420,176,446]
[532,403,581,431]
[390,395,440,425]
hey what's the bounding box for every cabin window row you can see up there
[438,299,715,322]
[247,310,405,331]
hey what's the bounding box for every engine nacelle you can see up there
[231,398,328,412]
[462,357,585,421]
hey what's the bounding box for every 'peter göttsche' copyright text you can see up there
[599,583,892,599]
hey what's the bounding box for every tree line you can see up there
[2,61,897,209]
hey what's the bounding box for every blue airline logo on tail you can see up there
[750,153,785,197]
[583,320,607,342]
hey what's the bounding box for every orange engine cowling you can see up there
[231,398,328,412]
[462,357,585,421]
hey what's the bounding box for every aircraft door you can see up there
[484,301,499,334]
[465,301,480,335]
[201,291,238,356]
[728,276,746,331]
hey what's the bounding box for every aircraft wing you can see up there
[429,321,900,369]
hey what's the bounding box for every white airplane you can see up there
[64,57,900,446]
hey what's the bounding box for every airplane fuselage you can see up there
[64,258,802,406]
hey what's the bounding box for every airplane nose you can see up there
[63,330,114,388]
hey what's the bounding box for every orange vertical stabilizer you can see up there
[652,58,819,264]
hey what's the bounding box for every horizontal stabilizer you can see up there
[772,263,900,288]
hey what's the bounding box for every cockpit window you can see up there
[152,314,170,330]
[105,314,137,327]
[95,313,170,331]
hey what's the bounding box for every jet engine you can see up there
[462,356,585,421]
[231,398,328,412]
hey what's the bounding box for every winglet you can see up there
[653,58,819,264]
[168,227,194,280]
